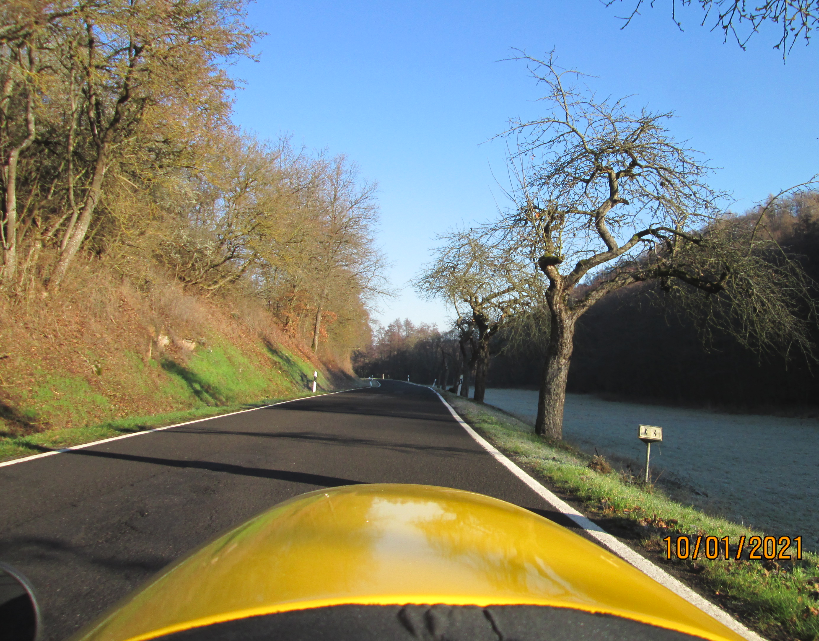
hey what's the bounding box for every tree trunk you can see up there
[534,307,576,439]
[49,145,109,289]
[459,370,470,398]
[310,282,328,353]
[1,89,35,286]
[473,333,490,402]
[458,337,471,398]
[310,302,323,352]
[1,148,22,285]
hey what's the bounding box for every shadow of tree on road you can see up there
[59,448,362,487]
[170,428,480,457]
[0,535,171,575]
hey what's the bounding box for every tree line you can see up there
[355,190,819,418]
[1,1,385,357]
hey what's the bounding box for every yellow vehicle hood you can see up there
[74,484,746,641]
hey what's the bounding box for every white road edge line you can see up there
[0,388,358,469]
[431,387,766,641]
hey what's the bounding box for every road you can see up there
[0,381,580,641]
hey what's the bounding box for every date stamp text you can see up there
[663,535,803,561]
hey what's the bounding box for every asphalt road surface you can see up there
[1,381,581,641]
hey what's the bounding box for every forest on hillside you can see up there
[0,1,390,437]
[355,191,819,413]
[0,1,384,359]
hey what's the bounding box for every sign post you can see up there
[638,425,663,483]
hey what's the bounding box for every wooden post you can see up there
[638,425,663,485]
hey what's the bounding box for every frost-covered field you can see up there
[482,388,819,552]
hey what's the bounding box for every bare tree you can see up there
[415,227,543,402]
[496,53,817,439]
[157,134,298,293]
[305,154,387,353]
[605,0,818,54]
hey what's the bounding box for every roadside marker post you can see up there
[312,371,317,394]
[638,425,663,483]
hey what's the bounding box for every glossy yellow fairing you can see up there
[73,484,745,641]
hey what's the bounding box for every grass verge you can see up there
[441,391,819,641]
[0,388,349,463]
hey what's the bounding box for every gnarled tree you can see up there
[496,53,817,439]
[415,227,543,402]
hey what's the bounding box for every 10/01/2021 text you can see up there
[664,535,803,561]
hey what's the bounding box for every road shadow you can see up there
[0,535,170,576]
[59,448,362,487]
[169,428,480,456]
[525,506,587,531]
[274,388,453,424]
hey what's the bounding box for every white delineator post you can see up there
[638,425,663,483]
[312,370,317,394]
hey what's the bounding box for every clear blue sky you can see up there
[228,0,818,331]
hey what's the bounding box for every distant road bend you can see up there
[1,381,584,641]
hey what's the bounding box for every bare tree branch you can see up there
[604,0,819,56]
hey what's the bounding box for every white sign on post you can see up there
[639,425,663,442]
[638,424,663,483]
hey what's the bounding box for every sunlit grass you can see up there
[1,343,338,462]
[0,394,320,462]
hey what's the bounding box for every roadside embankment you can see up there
[443,391,819,641]
[0,265,357,463]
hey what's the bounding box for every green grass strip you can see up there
[0,390,338,463]
[441,391,819,641]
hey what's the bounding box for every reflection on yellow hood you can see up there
[74,484,745,641]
